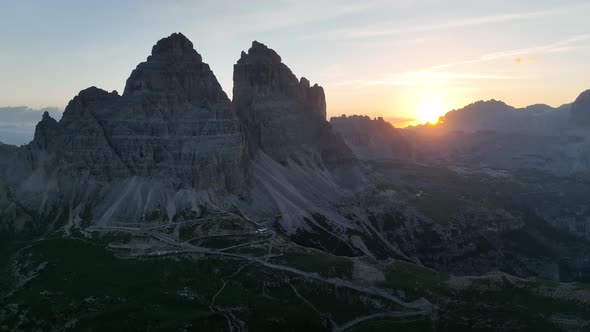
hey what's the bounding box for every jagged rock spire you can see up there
[33,111,59,149]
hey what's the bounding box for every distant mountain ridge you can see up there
[400,89,590,175]
[330,115,411,160]
[413,98,576,135]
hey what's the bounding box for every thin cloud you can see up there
[184,0,411,37]
[432,33,590,69]
[349,8,558,39]
[410,71,519,80]
[334,79,452,87]
[334,70,519,88]
[305,2,589,40]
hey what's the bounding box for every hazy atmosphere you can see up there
[2,2,590,331]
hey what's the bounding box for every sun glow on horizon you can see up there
[415,93,450,125]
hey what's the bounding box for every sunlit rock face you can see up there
[330,115,412,160]
[31,33,247,192]
[571,89,590,126]
[233,41,354,166]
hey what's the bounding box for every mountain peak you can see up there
[574,89,590,105]
[77,86,118,101]
[41,110,52,121]
[472,99,509,108]
[238,40,282,65]
[453,99,513,114]
[233,41,351,165]
[123,33,228,103]
[571,89,590,126]
[33,110,59,149]
[251,40,265,49]
[150,32,201,61]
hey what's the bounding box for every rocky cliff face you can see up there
[230,41,363,233]
[330,115,412,160]
[233,41,354,166]
[31,33,247,192]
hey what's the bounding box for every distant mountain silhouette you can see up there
[420,99,572,135]
[330,115,411,160]
[400,89,590,175]
[571,89,590,126]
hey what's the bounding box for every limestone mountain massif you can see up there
[35,33,246,192]
[3,33,590,285]
[1,33,361,231]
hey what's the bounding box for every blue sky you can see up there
[1,0,589,126]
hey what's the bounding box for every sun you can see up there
[416,95,448,124]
